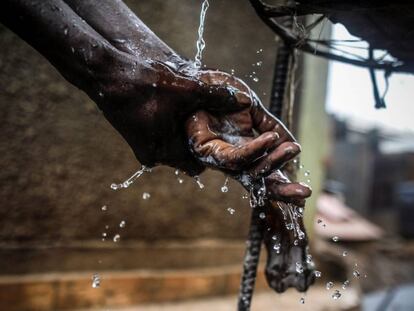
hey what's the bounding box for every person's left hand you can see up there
[186,69,311,206]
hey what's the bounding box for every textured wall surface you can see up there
[0,0,279,243]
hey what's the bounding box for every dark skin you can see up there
[1,0,312,292]
[186,71,314,292]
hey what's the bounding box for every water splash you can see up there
[221,177,229,193]
[227,207,235,215]
[175,169,184,184]
[91,273,101,288]
[194,0,210,68]
[296,262,304,274]
[332,290,342,300]
[110,165,151,190]
[113,234,120,243]
[194,175,205,189]
[342,280,350,290]
[353,270,361,278]
[326,281,334,290]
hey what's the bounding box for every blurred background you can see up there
[1,0,414,310]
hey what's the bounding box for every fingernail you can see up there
[295,188,305,194]
[284,145,295,153]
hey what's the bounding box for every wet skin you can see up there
[1,0,314,293]
[186,70,315,292]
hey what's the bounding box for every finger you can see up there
[250,94,295,143]
[266,182,312,206]
[249,142,301,178]
[195,131,279,170]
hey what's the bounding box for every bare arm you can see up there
[0,0,249,173]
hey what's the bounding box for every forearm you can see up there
[0,0,123,93]
[0,0,184,105]
[63,0,179,63]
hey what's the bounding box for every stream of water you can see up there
[194,0,210,68]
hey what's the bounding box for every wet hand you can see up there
[185,70,311,206]
[96,60,250,175]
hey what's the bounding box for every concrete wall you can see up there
[0,0,280,243]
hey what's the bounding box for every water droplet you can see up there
[242,194,249,199]
[304,170,310,176]
[315,271,322,278]
[113,234,120,243]
[102,232,107,237]
[91,273,100,288]
[175,169,180,175]
[152,83,157,87]
[119,220,126,228]
[252,77,259,82]
[194,175,205,189]
[256,48,263,54]
[221,177,229,192]
[293,159,298,164]
[299,164,304,169]
[259,212,266,219]
[326,281,334,290]
[317,219,323,224]
[286,223,294,230]
[64,28,68,35]
[177,178,184,184]
[299,297,305,304]
[271,235,278,241]
[142,192,151,200]
[105,225,109,230]
[342,280,350,290]
[101,205,107,211]
[332,236,339,242]
[294,239,299,245]
[306,254,313,264]
[332,290,341,300]
[273,243,281,253]
[353,270,361,278]
[227,207,235,215]
[342,251,348,257]
[256,61,263,66]
[296,262,304,273]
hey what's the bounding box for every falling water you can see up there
[91,274,101,288]
[194,0,210,68]
[110,165,152,190]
